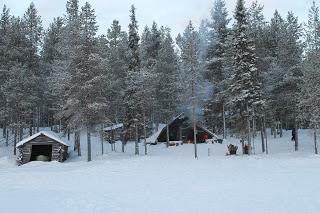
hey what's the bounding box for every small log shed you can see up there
[16,131,69,165]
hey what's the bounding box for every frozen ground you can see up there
[0,129,320,213]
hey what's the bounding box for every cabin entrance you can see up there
[30,145,52,161]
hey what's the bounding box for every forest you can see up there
[1,0,320,160]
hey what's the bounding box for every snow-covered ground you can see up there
[0,129,320,213]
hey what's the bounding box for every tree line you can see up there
[0,0,319,159]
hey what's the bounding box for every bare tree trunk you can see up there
[314,128,318,154]
[264,118,268,155]
[143,109,147,155]
[37,107,40,133]
[135,121,139,155]
[5,128,9,147]
[74,130,78,151]
[2,125,6,141]
[14,127,17,155]
[59,120,62,133]
[19,126,23,141]
[166,120,170,148]
[192,75,198,159]
[29,124,32,136]
[261,118,265,153]
[87,127,91,162]
[111,127,114,152]
[77,130,81,157]
[246,102,251,155]
[294,120,298,152]
[252,118,255,155]
[100,124,104,155]
[223,104,226,139]
[280,121,283,138]
[67,128,70,141]
[122,141,125,153]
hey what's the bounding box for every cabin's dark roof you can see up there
[16,131,69,148]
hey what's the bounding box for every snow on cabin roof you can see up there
[104,123,124,131]
[16,131,69,148]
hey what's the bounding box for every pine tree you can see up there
[155,29,178,146]
[300,1,320,131]
[229,0,261,154]
[123,5,141,155]
[177,21,200,157]
[63,2,107,161]
[204,0,230,137]
[23,2,43,134]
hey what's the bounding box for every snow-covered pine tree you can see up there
[229,0,261,155]
[123,5,141,155]
[155,29,178,147]
[41,17,64,130]
[300,1,320,152]
[247,1,268,149]
[23,2,43,135]
[63,2,107,161]
[204,0,230,137]
[1,14,31,150]
[0,5,10,137]
[273,12,303,150]
[176,21,200,158]
[106,20,129,152]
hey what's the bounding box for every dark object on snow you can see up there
[291,128,296,142]
[215,139,223,144]
[227,144,238,155]
[16,131,69,165]
[244,144,249,155]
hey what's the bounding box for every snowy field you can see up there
[1,129,320,213]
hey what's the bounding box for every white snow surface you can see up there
[1,129,320,213]
[16,130,69,147]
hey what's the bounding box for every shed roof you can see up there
[16,131,69,148]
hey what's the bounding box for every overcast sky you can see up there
[1,0,316,37]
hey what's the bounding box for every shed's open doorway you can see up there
[30,145,52,161]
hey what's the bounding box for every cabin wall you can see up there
[18,135,68,165]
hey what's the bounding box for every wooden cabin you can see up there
[16,131,69,165]
[104,123,153,142]
[156,113,220,144]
